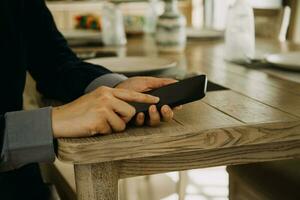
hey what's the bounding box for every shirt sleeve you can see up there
[25,0,114,102]
[85,73,128,93]
[0,108,55,172]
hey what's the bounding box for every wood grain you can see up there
[118,139,300,179]
[204,56,300,96]
[184,41,300,117]
[58,119,300,165]
[75,162,119,200]
[203,90,297,123]
[58,100,242,164]
[203,71,300,117]
[58,89,299,164]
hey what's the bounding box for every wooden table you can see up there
[57,37,300,200]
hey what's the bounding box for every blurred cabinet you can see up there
[47,0,192,31]
[47,1,103,30]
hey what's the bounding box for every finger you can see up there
[111,98,136,123]
[174,105,183,110]
[135,112,145,126]
[145,77,177,89]
[106,110,126,132]
[96,120,112,135]
[161,105,174,122]
[112,88,160,104]
[148,105,161,126]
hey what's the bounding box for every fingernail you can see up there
[138,112,144,119]
[163,106,168,113]
[151,105,157,112]
[154,97,160,103]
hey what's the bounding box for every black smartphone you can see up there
[130,74,207,114]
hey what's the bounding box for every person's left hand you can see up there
[115,76,180,126]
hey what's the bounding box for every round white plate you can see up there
[186,28,224,39]
[86,57,177,74]
[266,52,300,71]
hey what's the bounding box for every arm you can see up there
[0,87,160,172]
[25,0,126,102]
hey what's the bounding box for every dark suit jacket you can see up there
[0,0,112,198]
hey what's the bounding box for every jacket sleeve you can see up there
[0,115,5,165]
[25,0,114,102]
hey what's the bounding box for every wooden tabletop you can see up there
[57,37,300,178]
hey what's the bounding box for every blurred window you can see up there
[200,0,283,30]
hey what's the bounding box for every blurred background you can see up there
[46,0,300,44]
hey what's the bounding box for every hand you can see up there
[116,76,176,92]
[51,86,159,138]
[116,76,180,126]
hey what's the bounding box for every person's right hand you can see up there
[51,86,159,138]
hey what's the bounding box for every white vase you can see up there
[156,0,186,52]
[101,2,127,46]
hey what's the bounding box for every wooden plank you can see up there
[203,90,298,123]
[202,70,300,117]
[58,89,300,164]
[212,61,300,96]
[211,61,300,96]
[58,101,241,164]
[119,138,300,179]
[58,119,300,165]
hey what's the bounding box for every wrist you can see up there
[51,106,64,138]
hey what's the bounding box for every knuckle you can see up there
[97,107,110,115]
[99,94,112,104]
[96,86,110,94]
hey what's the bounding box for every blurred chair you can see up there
[227,159,300,200]
[254,6,291,41]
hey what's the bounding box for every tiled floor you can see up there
[120,166,228,200]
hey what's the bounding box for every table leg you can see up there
[74,162,119,200]
[178,171,188,200]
